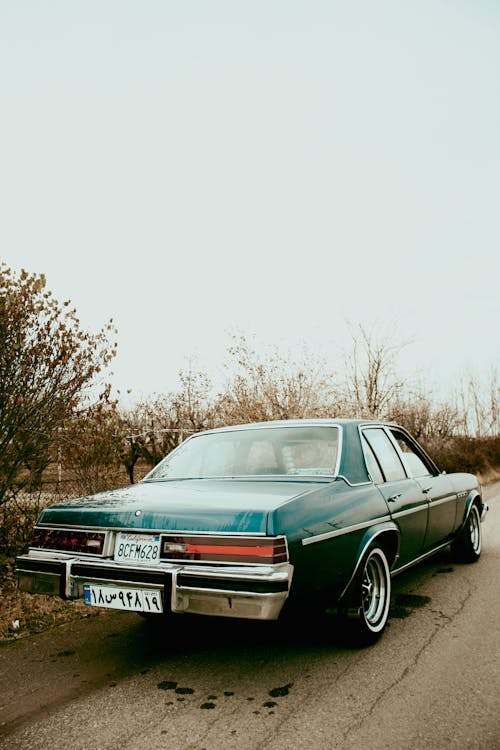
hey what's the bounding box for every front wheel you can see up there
[452,503,482,563]
[340,546,392,646]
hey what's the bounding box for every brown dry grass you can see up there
[0,558,102,644]
[0,472,130,644]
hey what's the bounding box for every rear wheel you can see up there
[452,503,482,563]
[340,546,392,646]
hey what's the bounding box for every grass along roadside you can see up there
[0,558,102,644]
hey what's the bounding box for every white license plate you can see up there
[83,584,163,613]
[114,532,161,564]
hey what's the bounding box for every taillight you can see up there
[31,528,106,555]
[160,535,287,564]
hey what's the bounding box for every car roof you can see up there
[194,418,390,436]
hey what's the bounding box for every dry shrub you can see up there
[215,336,343,424]
[0,495,45,558]
[0,491,108,643]
[0,556,100,643]
[424,435,500,480]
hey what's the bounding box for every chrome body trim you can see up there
[33,525,268,537]
[427,494,456,508]
[64,557,78,597]
[357,422,440,481]
[391,540,451,575]
[335,475,372,487]
[28,535,289,569]
[170,565,292,620]
[390,505,428,520]
[301,516,391,546]
[16,553,293,622]
[144,422,343,482]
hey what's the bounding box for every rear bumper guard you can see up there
[15,554,293,621]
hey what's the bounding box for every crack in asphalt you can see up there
[183,704,233,750]
[248,573,477,750]
[97,685,228,750]
[253,656,358,750]
[340,580,475,746]
[429,609,452,623]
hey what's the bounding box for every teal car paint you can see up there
[38,478,329,535]
[16,419,487,644]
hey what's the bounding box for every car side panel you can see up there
[375,478,429,566]
[449,473,482,530]
[270,482,391,602]
[417,473,457,549]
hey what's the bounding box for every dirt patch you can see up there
[0,558,100,644]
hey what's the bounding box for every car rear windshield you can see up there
[145,426,340,480]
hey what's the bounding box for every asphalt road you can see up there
[1,482,499,750]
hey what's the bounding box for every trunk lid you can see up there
[38,478,327,535]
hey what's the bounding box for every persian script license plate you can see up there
[114,532,161,564]
[83,584,163,613]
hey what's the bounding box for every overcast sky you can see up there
[1,0,499,404]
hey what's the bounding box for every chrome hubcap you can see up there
[469,506,481,554]
[362,552,388,628]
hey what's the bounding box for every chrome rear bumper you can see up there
[15,553,293,621]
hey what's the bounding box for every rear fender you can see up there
[463,492,487,526]
[338,521,400,603]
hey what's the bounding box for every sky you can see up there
[1,0,499,404]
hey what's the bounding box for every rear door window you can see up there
[362,428,407,482]
[361,434,384,483]
[389,429,433,478]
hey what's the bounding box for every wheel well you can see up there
[375,531,399,568]
[466,494,483,523]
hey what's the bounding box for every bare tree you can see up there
[457,369,500,437]
[215,335,344,424]
[121,367,214,480]
[343,324,407,418]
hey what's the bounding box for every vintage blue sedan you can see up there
[16,419,487,643]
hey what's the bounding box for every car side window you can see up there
[362,428,407,482]
[361,435,384,483]
[389,429,432,478]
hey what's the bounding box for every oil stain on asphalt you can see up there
[433,567,454,575]
[268,683,293,698]
[156,678,294,714]
[390,593,432,619]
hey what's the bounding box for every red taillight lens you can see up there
[31,528,106,555]
[160,535,287,564]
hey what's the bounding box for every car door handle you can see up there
[388,493,402,502]
[422,487,432,494]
